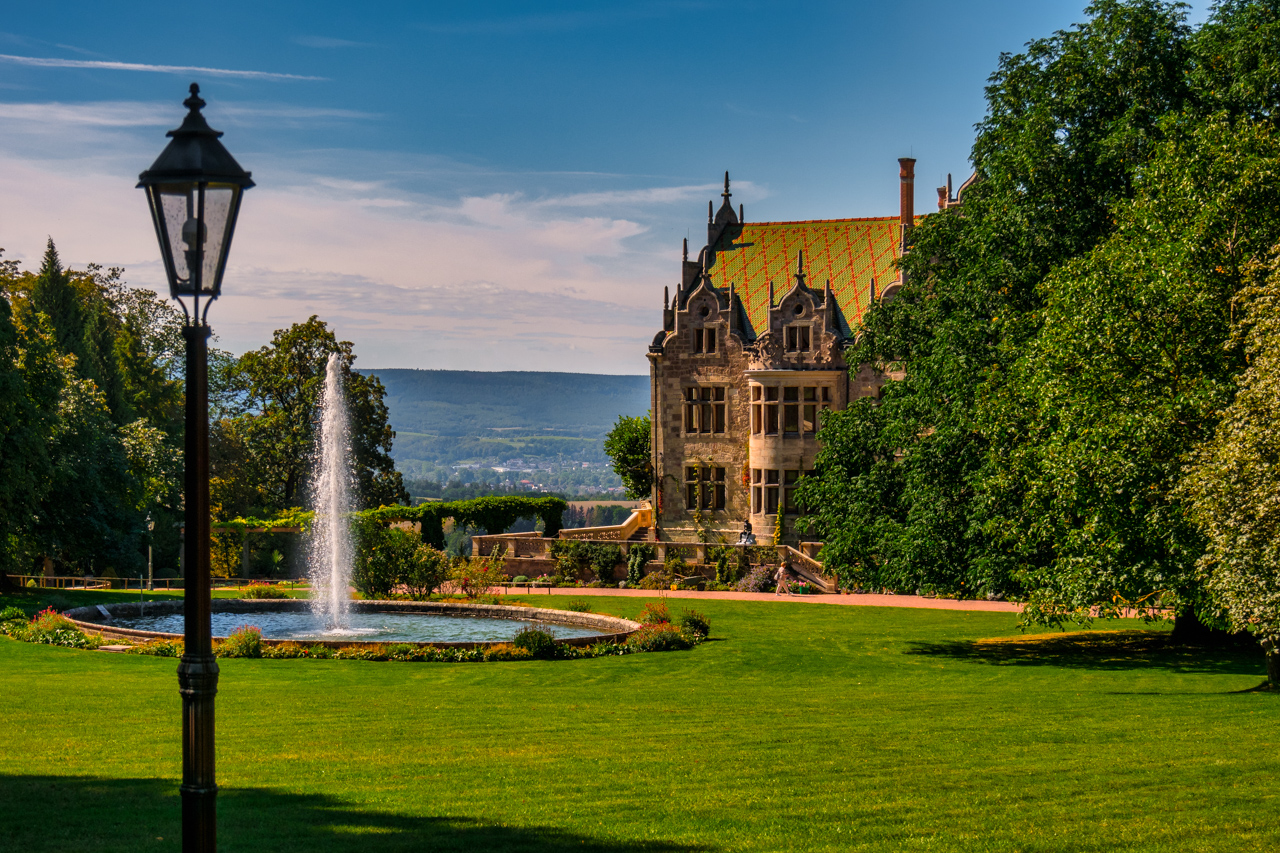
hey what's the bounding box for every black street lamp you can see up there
[138,83,253,853]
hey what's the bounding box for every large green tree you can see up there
[3,243,185,574]
[0,254,61,571]
[1184,256,1280,683]
[802,0,1197,598]
[987,116,1280,624]
[214,316,407,517]
[800,1,1280,637]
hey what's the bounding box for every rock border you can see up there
[65,599,641,650]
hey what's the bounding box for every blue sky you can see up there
[0,1,1213,373]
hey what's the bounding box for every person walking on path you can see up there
[774,562,793,596]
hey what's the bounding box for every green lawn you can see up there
[1,588,1275,852]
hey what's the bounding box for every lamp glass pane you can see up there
[201,185,235,294]
[157,184,195,286]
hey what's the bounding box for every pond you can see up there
[112,609,606,644]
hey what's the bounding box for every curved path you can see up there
[498,585,1023,613]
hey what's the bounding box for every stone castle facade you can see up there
[647,158,962,544]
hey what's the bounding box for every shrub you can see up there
[2,609,102,649]
[566,599,593,613]
[512,626,558,659]
[133,638,184,657]
[590,544,622,583]
[626,543,656,586]
[450,551,508,599]
[404,544,451,600]
[677,609,711,639]
[25,579,36,588]
[262,642,308,659]
[638,601,670,625]
[549,541,623,584]
[735,564,776,593]
[0,605,27,623]
[32,607,76,633]
[591,639,628,657]
[626,622,692,652]
[243,583,288,599]
[217,624,264,658]
[638,565,673,590]
[353,526,420,599]
[384,643,416,661]
[484,643,534,662]
[710,546,743,586]
[512,575,529,584]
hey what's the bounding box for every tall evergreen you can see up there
[26,239,87,367]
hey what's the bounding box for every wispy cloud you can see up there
[293,35,372,49]
[0,101,172,126]
[218,104,380,121]
[533,183,728,209]
[0,53,324,81]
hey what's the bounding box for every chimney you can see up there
[898,157,916,238]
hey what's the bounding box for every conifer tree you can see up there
[26,238,87,365]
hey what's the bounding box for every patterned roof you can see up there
[707,216,912,338]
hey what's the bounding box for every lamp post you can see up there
[138,83,252,853]
[147,512,155,591]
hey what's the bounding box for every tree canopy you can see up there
[798,0,1280,664]
[603,413,653,501]
[211,316,407,519]
[1,242,184,574]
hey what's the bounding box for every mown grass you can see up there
[1,588,1276,852]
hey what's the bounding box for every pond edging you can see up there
[65,599,641,649]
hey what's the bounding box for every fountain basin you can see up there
[66,600,640,649]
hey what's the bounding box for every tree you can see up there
[4,245,186,574]
[1183,256,1280,684]
[603,413,652,500]
[216,316,406,517]
[0,256,61,572]
[803,0,1198,600]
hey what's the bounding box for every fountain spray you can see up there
[308,353,355,628]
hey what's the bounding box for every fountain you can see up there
[65,350,644,649]
[307,353,355,629]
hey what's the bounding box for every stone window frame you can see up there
[750,383,832,438]
[692,325,718,354]
[784,324,811,353]
[751,468,807,515]
[683,386,727,435]
[685,464,727,511]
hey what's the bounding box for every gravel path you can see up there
[498,585,1022,613]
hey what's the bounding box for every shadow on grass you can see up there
[0,774,711,853]
[906,630,1266,678]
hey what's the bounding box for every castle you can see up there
[646,159,968,544]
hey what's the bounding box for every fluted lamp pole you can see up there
[138,83,253,853]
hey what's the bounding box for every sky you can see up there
[0,0,1214,374]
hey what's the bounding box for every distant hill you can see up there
[360,369,649,438]
[355,369,650,483]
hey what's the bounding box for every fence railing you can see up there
[471,538,837,591]
[8,575,113,590]
[6,575,311,592]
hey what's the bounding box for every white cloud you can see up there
[0,101,172,126]
[0,53,324,81]
[0,112,681,373]
[292,35,373,49]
